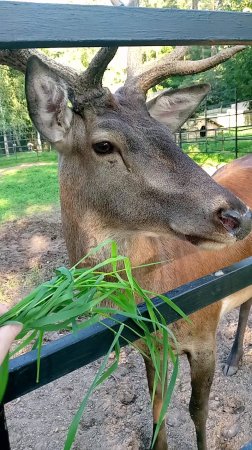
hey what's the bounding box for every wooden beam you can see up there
[0,3,252,49]
[4,256,252,404]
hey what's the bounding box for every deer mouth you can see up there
[183,234,233,249]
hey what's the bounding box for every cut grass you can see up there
[0,240,186,449]
[0,163,59,223]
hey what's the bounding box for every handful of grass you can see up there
[0,240,187,449]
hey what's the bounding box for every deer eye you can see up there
[93,141,114,154]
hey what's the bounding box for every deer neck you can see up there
[63,210,162,267]
[61,202,181,295]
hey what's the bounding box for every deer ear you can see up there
[25,56,73,143]
[146,84,210,133]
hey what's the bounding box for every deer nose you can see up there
[217,208,252,240]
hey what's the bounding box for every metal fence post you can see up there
[179,129,182,149]
[235,87,238,158]
[204,97,208,153]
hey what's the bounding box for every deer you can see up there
[209,158,252,381]
[1,20,252,450]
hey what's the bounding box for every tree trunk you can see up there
[192,0,199,9]
[37,132,42,151]
[3,131,9,156]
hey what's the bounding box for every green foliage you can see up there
[0,240,185,449]
[159,46,252,106]
[0,67,30,129]
[218,47,252,104]
[141,0,252,104]
[142,0,251,10]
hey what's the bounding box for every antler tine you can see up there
[0,49,79,89]
[127,45,188,83]
[125,46,188,81]
[130,45,246,94]
[0,47,118,100]
[165,46,188,62]
[77,46,118,90]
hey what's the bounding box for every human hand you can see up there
[0,304,22,365]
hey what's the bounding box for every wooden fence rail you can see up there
[4,256,252,405]
[0,2,252,48]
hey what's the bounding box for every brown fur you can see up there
[25,57,252,449]
[124,156,252,449]
[59,144,252,449]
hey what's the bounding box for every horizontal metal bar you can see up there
[4,256,252,404]
[0,3,252,49]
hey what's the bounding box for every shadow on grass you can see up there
[0,151,57,169]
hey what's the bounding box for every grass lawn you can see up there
[186,151,250,166]
[182,127,252,165]
[0,163,59,223]
[0,151,57,168]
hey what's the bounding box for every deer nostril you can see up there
[217,209,241,234]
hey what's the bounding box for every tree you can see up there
[0,67,30,129]
[139,0,252,105]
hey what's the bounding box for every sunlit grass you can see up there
[0,151,57,168]
[0,148,250,225]
[0,164,59,223]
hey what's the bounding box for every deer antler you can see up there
[78,47,118,90]
[127,45,246,93]
[0,47,118,93]
[111,1,245,95]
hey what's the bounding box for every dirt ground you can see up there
[1,211,251,450]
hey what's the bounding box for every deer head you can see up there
[1,41,251,263]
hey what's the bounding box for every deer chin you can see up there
[167,223,237,249]
[136,226,237,250]
[183,233,236,250]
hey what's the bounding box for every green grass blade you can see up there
[36,330,44,383]
[0,239,185,450]
[151,356,179,448]
[63,325,124,450]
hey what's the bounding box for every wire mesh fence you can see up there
[0,126,53,165]
[1,94,252,167]
[175,95,252,160]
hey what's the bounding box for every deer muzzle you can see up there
[217,208,252,240]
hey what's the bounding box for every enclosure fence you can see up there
[0,2,252,450]
[1,97,252,163]
[176,104,252,159]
